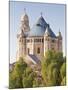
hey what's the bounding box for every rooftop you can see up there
[28,16,56,38]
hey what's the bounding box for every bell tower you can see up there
[16,9,30,60]
[20,8,30,32]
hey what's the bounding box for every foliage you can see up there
[41,50,66,86]
[9,70,23,88]
[60,61,66,79]
[22,67,36,88]
[60,61,66,86]
[9,57,37,88]
[9,51,66,88]
[33,78,40,87]
[9,57,27,88]
[61,76,66,86]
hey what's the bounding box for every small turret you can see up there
[16,29,26,60]
[44,24,50,37]
[57,30,62,40]
[57,29,62,52]
[44,24,51,56]
[17,29,25,38]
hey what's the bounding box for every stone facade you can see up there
[16,12,62,64]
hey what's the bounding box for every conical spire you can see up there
[20,8,30,32]
[58,29,62,36]
[20,8,29,22]
[59,29,62,36]
[57,29,62,39]
[40,12,43,17]
[24,8,26,14]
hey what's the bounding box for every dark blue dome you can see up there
[28,16,56,38]
[36,16,47,29]
[29,25,45,36]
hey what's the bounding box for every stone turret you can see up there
[20,9,30,32]
[57,30,62,39]
[44,24,51,56]
[16,9,30,60]
[44,24,50,36]
[57,30,62,52]
[16,29,26,60]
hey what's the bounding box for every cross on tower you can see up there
[24,8,26,14]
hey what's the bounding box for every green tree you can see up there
[41,51,64,86]
[9,51,66,88]
[60,62,66,79]
[9,57,27,88]
[61,76,66,86]
[22,67,36,88]
[60,61,66,86]
[47,62,60,86]
[9,69,23,89]
[33,78,40,87]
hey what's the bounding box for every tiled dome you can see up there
[28,16,56,38]
[28,16,47,36]
[29,25,45,36]
[36,16,47,29]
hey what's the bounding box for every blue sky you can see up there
[10,1,66,63]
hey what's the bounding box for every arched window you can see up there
[42,38,44,42]
[27,39,30,43]
[52,39,55,43]
[37,47,40,54]
[27,48,30,54]
[34,39,42,42]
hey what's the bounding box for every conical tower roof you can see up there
[20,8,29,22]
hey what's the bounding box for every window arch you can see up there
[37,47,40,54]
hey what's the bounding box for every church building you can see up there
[16,11,62,65]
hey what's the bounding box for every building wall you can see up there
[44,36,62,56]
[16,34,26,60]
[26,37,34,54]
[44,36,52,56]
[26,36,44,60]
[34,37,44,60]
[56,38,62,52]
[17,33,62,61]
[16,13,62,62]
